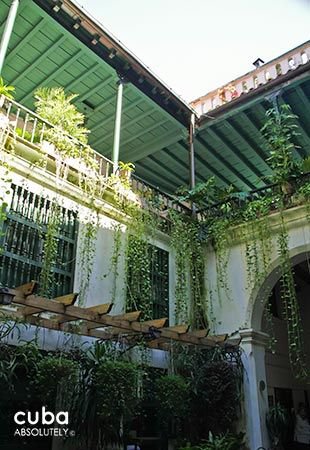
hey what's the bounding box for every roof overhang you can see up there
[1,0,309,194]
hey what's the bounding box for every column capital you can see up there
[239,328,269,346]
[116,76,129,86]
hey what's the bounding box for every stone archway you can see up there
[248,244,310,330]
[243,244,310,450]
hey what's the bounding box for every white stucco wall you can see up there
[205,205,310,336]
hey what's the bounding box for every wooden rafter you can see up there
[0,284,237,350]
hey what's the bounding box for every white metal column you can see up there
[0,0,20,74]
[112,79,125,173]
[240,329,270,450]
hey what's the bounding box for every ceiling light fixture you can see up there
[73,18,81,30]
[91,34,100,45]
[52,0,62,12]
[109,49,117,59]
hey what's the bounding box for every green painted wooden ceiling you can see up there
[1,0,310,195]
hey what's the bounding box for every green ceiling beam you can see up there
[63,62,101,91]
[0,0,28,40]
[221,119,270,172]
[12,34,67,86]
[92,103,155,146]
[284,88,310,140]
[121,119,170,147]
[135,160,178,192]
[177,140,233,187]
[90,94,117,130]
[148,154,190,186]
[164,144,207,184]
[0,0,20,74]
[90,95,146,136]
[77,74,115,103]
[5,16,46,64]
[295,85,310,114]
[237,111,271,158]
[20,47,83,103]
[122,128,186,162]
[196,135,256,190]
[202,126,264,179]
[130,81,187,131]
[163,145,211,186]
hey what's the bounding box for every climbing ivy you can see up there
[78,215,98,306]
[104,223,122,303]
[124,207,158,320]
[169,211,208,328]
[39,200,61,297]
[277,216,309,380]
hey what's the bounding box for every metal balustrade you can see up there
[0,95,190,217]
[131,174,191,216]
[0,184,77,296]
[0,94,113,179]
[191,42,310,114]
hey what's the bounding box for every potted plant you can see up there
[118,161,135,184]
[261,104,300,198]
[178,431,245,450]
[266,403,289,450]
[0,77,15,107]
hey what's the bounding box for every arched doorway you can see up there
[262,257,310,448]
[243,247,310,450]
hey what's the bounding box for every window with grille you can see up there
[126,242,169,321]
[0,184,78,297]
[151,246,169,320]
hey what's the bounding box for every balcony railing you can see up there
[0,95,190,216]
[192,42,310,115]
[0,94,113,179]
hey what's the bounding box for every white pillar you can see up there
[112,79,124,173]
[0,0,20,74]
[240,329,270,450]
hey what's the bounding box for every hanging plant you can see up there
[94,359,140,444]
[122,198,161,320]
[208,217,231,300]
[0,77,15,101]
[261,103,300,195]
[169,211,208,328]
[33,353,79,411]
[155,373,190,437]
[277,217,309,381]
[78,215,98,306]
[34,87,99,176]
[104,223,123,303]
[39,200,61,297]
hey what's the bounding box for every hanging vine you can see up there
[78,214,98,306]
[104,223,122,303]
[39,200,61,298]
[208,217,231,300]
[124,207,156,320]
[169,211,208,328]
[277,216,309,381]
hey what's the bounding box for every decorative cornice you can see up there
[239,328,269,346]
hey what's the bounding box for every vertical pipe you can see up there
[112,79,124,173]
[189,112,196,190]
[0,0,20,74]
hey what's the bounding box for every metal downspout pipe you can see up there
[0,0,20,74]
[189,112,196,214]
[112,78,125,173]
[189,112,196,190]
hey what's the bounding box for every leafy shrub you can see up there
[155,374,190,425]
[34,355,79,407]
[178,431,245,450]
[94,360,140,442]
